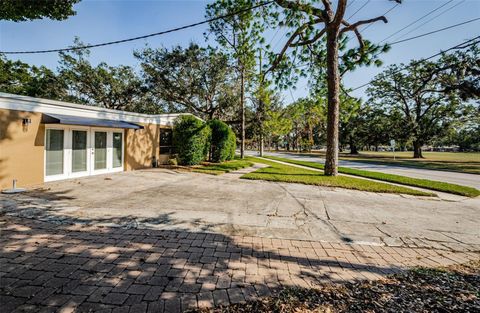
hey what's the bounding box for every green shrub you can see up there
[173,115,211,165]
[168,157,178,166]
[208,119,236,163]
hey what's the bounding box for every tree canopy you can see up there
[367,46,479,157]
[0,56,67,99]
[0,0,81,21]
[135,43,236,120]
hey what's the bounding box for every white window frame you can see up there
[44,126,124,182]
[111,131,125,170]
[44,126,68,182]
[70,126,91,178]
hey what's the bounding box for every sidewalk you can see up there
[1,216,477,313]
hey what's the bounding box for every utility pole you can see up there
[258,51,264,157]
[240,65,245,159]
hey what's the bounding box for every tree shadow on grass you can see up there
[0,211,406,313]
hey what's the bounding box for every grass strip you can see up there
[264,155,480,197]
[242,157,433,196]
[192,159,254,175]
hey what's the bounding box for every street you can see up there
[246,151,480,189]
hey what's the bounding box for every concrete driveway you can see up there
[1,168,479,252]
[246,151,480,189]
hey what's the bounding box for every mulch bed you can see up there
[190,260,479,313]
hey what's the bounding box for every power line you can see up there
[346,0,357,9]
[392,0,466,42]
[292,19,480,70]
[347,0,371,20]
[0,1,273,55]
[350,36,480,91]
[360,2,400,33]
[345,1,400,42]
[379,0,454,43]
[389,17,480,45]
[288,86,297,103]
[272,13,297,52]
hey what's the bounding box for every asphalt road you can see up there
[246,150,480,189]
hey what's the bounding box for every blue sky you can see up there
[1,0,479,103]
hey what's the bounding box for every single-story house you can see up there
[0,92,194,189]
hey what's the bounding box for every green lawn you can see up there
[192,158,254,175]
[298,151,480,175]
[242,157,433,196]
[264,156,480,198]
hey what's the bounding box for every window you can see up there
[94,131,107,170]
[72,130,87,172]
[112,132,123,168]
[45,129,64,176]
[159,128,173,155]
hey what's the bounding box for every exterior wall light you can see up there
[22,118,32,126]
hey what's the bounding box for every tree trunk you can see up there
[308,124,314,152]
[240,68,245,159]
[349,136,358,154]
[324,27,340,176]
[413,140,423,158]
[259,132,264,157]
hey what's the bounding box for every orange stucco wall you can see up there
[0,108,173,189]
[0,109,45,189]
[124,124,171,170]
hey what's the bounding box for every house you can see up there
[0,92,191,189]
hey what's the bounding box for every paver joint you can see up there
[0,215,478,312]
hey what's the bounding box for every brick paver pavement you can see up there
[0,216,478,313]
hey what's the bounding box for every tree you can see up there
[258,0,400,175]
[337,93,361,154]
[0,56,68,99]
[58,41,148,112]
[0,0,80,21]
[263,101,292,151]
[367,53,474,158]
[436,44,480,101]
[281,97,326,152]
[341,102,395,153]
[135,43,236,120]
[206,0,266,158]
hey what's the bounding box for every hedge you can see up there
[208,119,236,163]
[173,115,211,165]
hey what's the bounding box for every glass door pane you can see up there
[45,129,64,176]
[94,132,107,170]
[112,132,122,168]
[72,130,87,172]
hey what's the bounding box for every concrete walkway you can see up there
[248,151,480,189]
[1,215,477,313]
[1,169,479,251]
[222,163,269,179]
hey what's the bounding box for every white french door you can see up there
[45,126,124,182]
[70,127,90,178]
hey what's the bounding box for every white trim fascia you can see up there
[0,92,202,126]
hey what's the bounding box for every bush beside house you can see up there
[208,119,236,163]
[173,116,236,165]
[173,115,211,165]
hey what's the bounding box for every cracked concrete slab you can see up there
[1,168,479,252]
